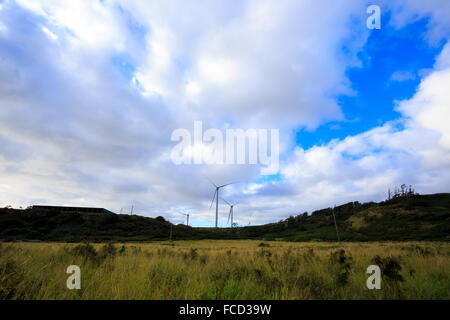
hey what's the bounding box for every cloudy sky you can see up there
[1,0,449,227]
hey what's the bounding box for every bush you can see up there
[189,248,198,260]
[372,255,404,282]
[99,243,118,259]
[70,243,98,263]
[329,249,352,286]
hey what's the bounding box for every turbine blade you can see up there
[227,207,232,224]
[219,183,232,188]
[221,197,231,206]
[209,189,217,210]
[204,175,218,188]
[219,180,241,188]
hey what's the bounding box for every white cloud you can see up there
[15,0,125,49]
[386,0,450,44]
[397,68,450,149]
[41,25,57,41]
[281,42,450,214]
[122,0,369,130]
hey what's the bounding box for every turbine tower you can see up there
[179,211,190,226]
[222,198,237,228]
[207,177,235,228]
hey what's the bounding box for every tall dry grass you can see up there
[0,241,448,300]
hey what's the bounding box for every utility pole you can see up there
[130,205,134,215]
[332,205,341,243]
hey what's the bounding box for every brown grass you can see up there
[0,241,448,300]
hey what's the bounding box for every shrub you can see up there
[372,255,404,282]
[70,243,98,263]
[329,249,352,286]
[189,248,198,260]
[258,242,270,248]
[99,243,118,259]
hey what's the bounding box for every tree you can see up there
[155,216,166,223]
[389,184,418,200]
[286,216,296,226]
[401,184,406,196]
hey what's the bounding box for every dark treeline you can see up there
[0,193,449,242]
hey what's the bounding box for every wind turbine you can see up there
[179,211,190,226]
[207,177,235,228]
[222,198,237,228]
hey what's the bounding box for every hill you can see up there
[0,193,449,242]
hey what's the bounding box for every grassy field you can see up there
[1,240,449,300]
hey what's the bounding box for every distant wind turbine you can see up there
[222,198,237,228]
[206,177,236,228]
[179,211,190,226]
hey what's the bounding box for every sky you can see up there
[0,0,450,227]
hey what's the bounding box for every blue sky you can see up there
[1,1,450,227]
[296,15,446,150]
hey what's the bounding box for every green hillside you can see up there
[1,193,449,242]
